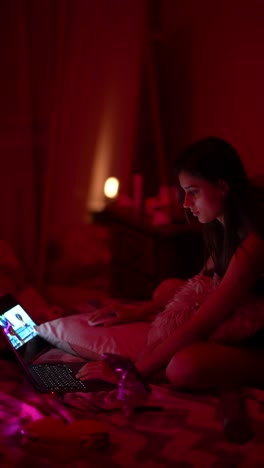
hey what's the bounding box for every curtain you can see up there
[0,0,145,288]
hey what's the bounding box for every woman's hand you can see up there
[87,303,145,327]
[75,360,119,384]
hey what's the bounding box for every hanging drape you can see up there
[0,0,145,287]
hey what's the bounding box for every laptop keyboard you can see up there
[30,363,87,392]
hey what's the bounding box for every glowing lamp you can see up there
[104,177,119,199]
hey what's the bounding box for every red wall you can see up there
[163,0,264,176]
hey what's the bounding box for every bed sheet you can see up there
[1,351,264,467]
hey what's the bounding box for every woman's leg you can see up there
[166,342,258,444]
[166,342,264,392]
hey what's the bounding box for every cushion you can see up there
[148,273,264,347]
[35,312,150,362]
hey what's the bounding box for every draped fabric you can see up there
[0,0,145,286]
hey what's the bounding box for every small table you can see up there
[108,206,204,300]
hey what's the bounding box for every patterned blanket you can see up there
[1,351,264,467]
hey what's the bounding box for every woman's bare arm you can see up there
[136,231,264,378]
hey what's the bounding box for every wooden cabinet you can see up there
[109,207,204,300]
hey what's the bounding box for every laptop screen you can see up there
[0,295,50,363]
[0,304,38,349]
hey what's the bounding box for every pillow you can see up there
[35,312,150,362]
[148,273,264,347]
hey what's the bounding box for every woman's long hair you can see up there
[174,137,264,277]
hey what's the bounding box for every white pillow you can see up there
[35,313,150,362]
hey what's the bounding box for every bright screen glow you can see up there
[104,177,119,199]
[0,305,38,350]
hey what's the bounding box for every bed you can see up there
[2,356,264,467]
[1,244,264,466]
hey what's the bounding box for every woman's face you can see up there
[178,171,227,224]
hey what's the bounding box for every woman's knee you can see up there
[165,346,200,390]
[166,350,197,389]
[152,278,185,300]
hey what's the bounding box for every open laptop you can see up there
[0,293,115,395]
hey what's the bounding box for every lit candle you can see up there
[104,177,119,200]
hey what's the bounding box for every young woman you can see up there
[76,137,264,392]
